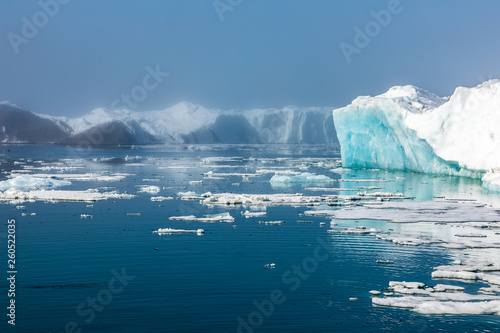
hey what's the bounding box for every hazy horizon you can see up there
[2,0,500,117]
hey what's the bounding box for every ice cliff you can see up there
[333,80,500,190]
[0,102,338,145]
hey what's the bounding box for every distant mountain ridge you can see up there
[0,101,339,146]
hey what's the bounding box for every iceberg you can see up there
[333,80,500,180]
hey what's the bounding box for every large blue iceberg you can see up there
[333,81,500,185]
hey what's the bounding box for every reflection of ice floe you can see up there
[270,173,333,184]
[153,228,204,235]
[169,212,234,223]
[0,176,71,191]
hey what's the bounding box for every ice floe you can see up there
[14,173,130,182]
[150,196,173,201]
[330,201,500,223]
[0,176,71,191]
[169,212,234,223]
[136,185,161,194]
[242,210,267,218]
[269,173,333,184]
[153,228,204,235]
[0,189,134,203]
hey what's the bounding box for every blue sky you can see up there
[1,0,500,116]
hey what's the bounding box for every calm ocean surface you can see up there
[1,144,499,333]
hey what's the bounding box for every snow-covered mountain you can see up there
[0,101,338,145]
[333,79,500,190]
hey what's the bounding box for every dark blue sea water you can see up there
[1,144,499,333]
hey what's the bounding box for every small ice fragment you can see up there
[150,196,173,201]
[349,297,358,301]
[81,214,93,219]
[153,228,204,235]
[264,263,276,269]
[242,211,267,218]
[376,260,394,264]
[258,221,284,225]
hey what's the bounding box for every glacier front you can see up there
[333,80,500,187]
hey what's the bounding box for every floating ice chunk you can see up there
[389,281,425,289]
[339,179,391,183]
[259,220,283,226]
[242,210,267,218]
[169,212,234,223]
[202,192,348,208]
[136,185,160,194]
[257,169,301,175]
[189,180,203,185]
[376,260,394,264]
[413,300,500,316]
[153,228,204,235]
[355,191,405,198]
[264,263,276,269]
[331,200,500,223]
[270,173,333,184]
[23,173,130,182]
[433,284,465,292]
[432,269,500,285]
[21,212,36,216]
[0,189,134,203]
[150,196,173,201]
[81,214,93,219]
[328,227,382,235]
[304,187,359,192]
[376,235,435,246]
[0,176,71,191]
[176,191,201,200]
